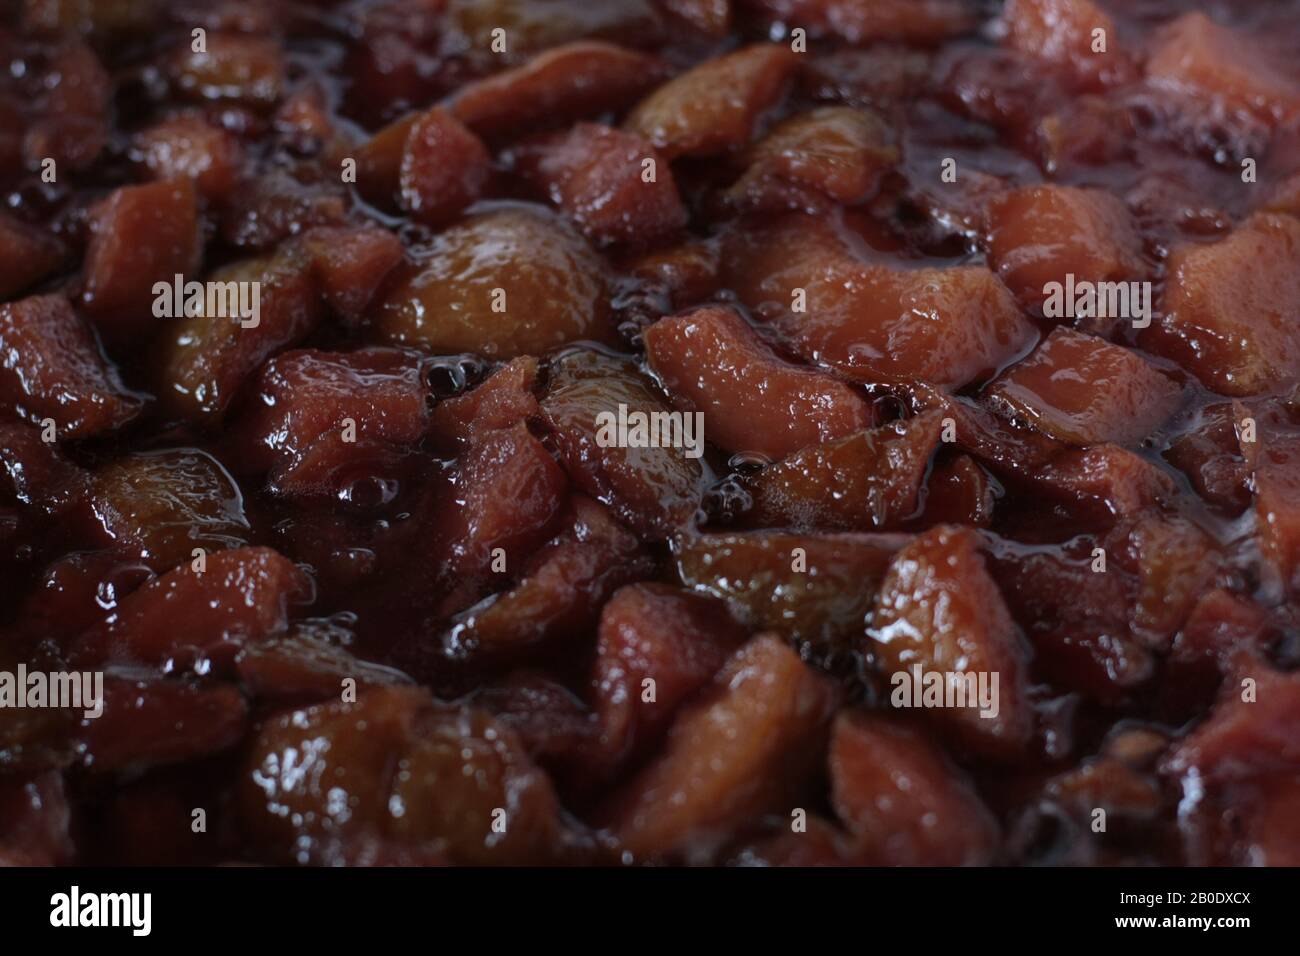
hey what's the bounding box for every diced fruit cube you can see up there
[744,411,945,530]
[133,113,244,201]
[0,213,66,300]
[515,123,685,248]
[1001,0,1134,89]
[375,206,613,359]
[592,582,746,769]
[450,42,670,143]
[73,546,312,670]
[742,0,976,44]
[596,635,837,861]
[89,449,249,572]
[429,356,540,448]
[301,226,405,323]
[724,212,1035,388]
[398,108,492,225]
[1147,13,1300,126]
[541,349,703,540]
[625,44,797,159]
[869,525,1032,756]
[987,185,1145,312]
[81,179,204,340]
[644,306,873,460]
[1143,213,1300,397]
[985,328,1183,446]
[167,32,286,108]
[830,711,998,864]
[0,294,144,439]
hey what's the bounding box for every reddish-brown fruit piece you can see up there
[1001,0,1135,90]
[438,496,651,664]
[0,295,144,439]
[89,449,249,573]
[301,226,405,323]
[1262,172,1300,218]
[541,348,703,540]
[625,44,798,159]
[218,170,349,251]
[1163,403,1252,512]
[1147,13,1300,126]
[741,0,976,44]
[167,32,286,108]
[156,244,321,425]
[515,123,685,248]
[133,113,244,201]
[724,212,1035,388]
[22,39,109,172]
[0,213,66,300]
[376,206,612,359]
[74,546,312,670]
[240,687,571,865]
[234,347,433,498]
[744,411,945,530]
[724,106,898,210]
[621,240,720,308]
[79,678,250,776]
[429,357,540,448]
[1163,666,1300,783]
[1024,444,1177,519]
[830,711,998,865]
[985,328,1183,446]
[399,108,492,225]
[990,538,1152,702]
[0,772,74,865]
[869,525,1032,757]
[0,421,90,514]
[450,42,670,144]
[81,179,203,339]
[1245,422,1300,596]
[592,582,746,770]
[1143,214,1300,397]
[1106,513,1220,644]
[674,530,908,656]
[236,622,414,705]
[597,635,837,861]
[987,185,1145,313]
[644,306,873,460]
[656,0,730,37]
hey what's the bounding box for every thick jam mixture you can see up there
[1,0,1299,867]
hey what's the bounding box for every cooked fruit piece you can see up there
[440,496,653,663]
[156,243,321,425]
[725,106,898,211]
[398,108,492,225]
[597,635,837,860]
[644,306,873,460]
[80,179,203,340]
[233,347,433,498]
[429,357,540,448]
[73,546,313,670]
[167,32,286,108]
[724,212,1035,388]
[740,0,976,44]
[673,530,907,656]
[744,411,945,530]
[621,240,721,309]
[22,39,109,172]
[990,537,1152,701]
[515,123,685,248]
[1001,0,1134,89]
[301,226,405,323]
[133,113,244,201]
[236,622,414,704]
[1023,444,1176,519]
[541,348,703,539]
[986,185,1145,313]
[1143,214,1300,397]
[218,170,349,251]
[0,421,90,514]
[240,687,572,865]
[625,44,797,159]
[375,206,612,358]
[0,295,144,439]
[985,328,1183,446]
[80,678,249,776]
[450,41,670,143]
[591,582,746,769]
[0,772,73,865]
[0,213,66,300]
[446,0,664,63]
[920,455,997,528]
[1147,13,1300,126]
[1163,666,1300,783]
[1105,513,1220,644]
[656,0,730,36]
[830,711,998,865]
[89,449,249,572]
[1163,403,1253,512]
[869,525,1032,756]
